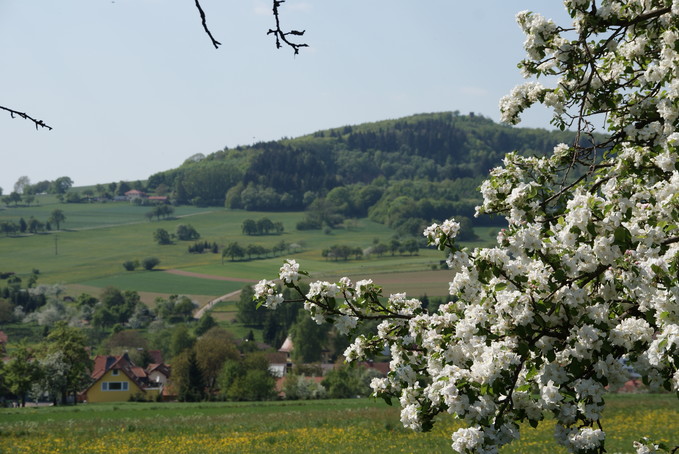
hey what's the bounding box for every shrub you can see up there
[122,260,137,271]
[141,257,160,271]
[153,228,172,245]
[282,374,326,400]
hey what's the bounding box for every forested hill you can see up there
[146,112,578,234]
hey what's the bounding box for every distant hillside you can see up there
[146,112,580,234]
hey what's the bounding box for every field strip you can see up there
[165,269,258,283]
[69,210,216,231]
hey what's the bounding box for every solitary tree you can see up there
[176,224,200,241]
[49,209,66,230]
[194,327,240,394]
[173,349,205,402]
[5,345,41,407]
[51,177,73,195]
[141,257,160,271]
[222,242,245,262]
[5,192,21,207]
[256,2,679,453]
[39,323,91,405]
[242,219,258,236]
[153,228,171,245]
[13,176,30,194]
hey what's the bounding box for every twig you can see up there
[0,105,52,130]
[268,0,309,55]
[194,0,221,49]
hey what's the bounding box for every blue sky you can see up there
[0,1,570,193]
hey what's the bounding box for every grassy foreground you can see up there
[0,394,676,453]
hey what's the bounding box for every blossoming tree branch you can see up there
[255,1,679,453]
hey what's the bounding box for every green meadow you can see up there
[1,196,487,300]
[0,394,676,453]
[80,272,246,296]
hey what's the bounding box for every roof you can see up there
[147,363,171,377]
[131,366,147,379]
[87,353,146,392]
[266,352,289,365]
[278,336,294,353]
[147,350,163,364]
[83,352,175,398]
[357,361,390,376]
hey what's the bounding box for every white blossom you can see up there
[451,426,484,454]
[253,3,679,452]
[279,259,300,283]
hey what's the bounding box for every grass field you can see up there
[80,271,247,296]
[1,198,496,300]
[0,394,676,453]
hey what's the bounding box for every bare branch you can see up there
[0,105,52,131]
[268,0,309,55]
[194,0,221,49]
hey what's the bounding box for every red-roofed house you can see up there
[147,350,163,364]
[267,352,289,378]
[81,353,167,403]
[146,363,171,386]
[124,190,145,201]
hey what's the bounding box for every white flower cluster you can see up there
[253,279,283,309]
[253,2,679,453]
[423,219,461,248]
[499,82,546,124]
[279,259,300,283]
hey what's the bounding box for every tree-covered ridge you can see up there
[146,111,581,211]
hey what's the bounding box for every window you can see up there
[101,381,129,391]
[112,370,119,376]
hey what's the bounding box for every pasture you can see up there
[0,394,676,453]
[1,198,492,300]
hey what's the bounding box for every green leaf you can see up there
[526,366,539,380]
[518,343,530,357]
[613,226,632,248]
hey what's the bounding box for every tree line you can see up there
[146,112,586,222]
[0,209,67,236]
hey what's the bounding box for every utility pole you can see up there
[54,234,58,256]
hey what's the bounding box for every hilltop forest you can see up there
[146,112,579,235]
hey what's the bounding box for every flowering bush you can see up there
[255,1,679,453]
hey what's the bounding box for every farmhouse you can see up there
[146,363,171,386]
[81,353,168,403]
[124,189,145,201]
[267,351,289,378]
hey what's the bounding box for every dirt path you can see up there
[163,269,258,319]
[194,290,242,319]
[165,269,258,283]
